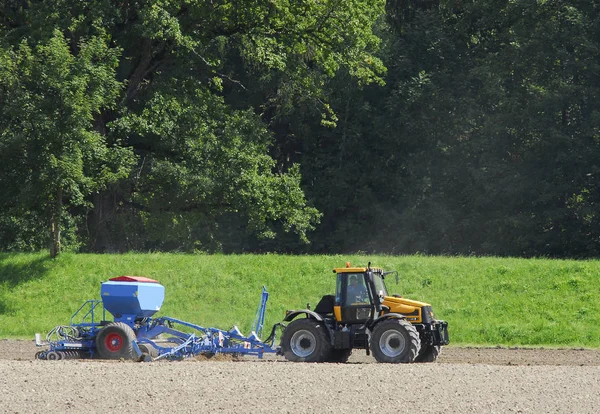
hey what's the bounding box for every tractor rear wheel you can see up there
[281,319,331,362]
[95,322,137,360]
[370,319,420,363]
[415,344,442,363]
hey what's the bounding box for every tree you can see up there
[0,29,134,257]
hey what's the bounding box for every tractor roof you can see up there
[333,266,384,274]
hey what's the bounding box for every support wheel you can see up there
[327,349,352,363]
[281,319,331,362]
[96,322,137,360]
[138,343,158,361]
[415,344,442,363]
[370,319,420,363]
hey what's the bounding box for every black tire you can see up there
[280,319,331,362]
[46,351,60,361]
[138,343,159,361]
[327,348,352,363]
[415,344,442,363]
[370,319,421,363]
[95,322,137,360]
[138,343,158,357]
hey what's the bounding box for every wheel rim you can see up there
[290,329,316,358]
[379,329,406,358]
[105,332,123,352]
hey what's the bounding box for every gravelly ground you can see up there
[1,340,600,413]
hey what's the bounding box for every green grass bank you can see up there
[1,252,599,348]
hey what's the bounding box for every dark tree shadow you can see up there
[0,253,53,314]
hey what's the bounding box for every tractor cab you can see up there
[332,262,387,324]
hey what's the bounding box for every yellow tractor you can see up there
[280,262,449,363]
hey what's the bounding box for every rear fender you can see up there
[283,310,324,322]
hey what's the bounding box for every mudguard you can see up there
[283,310,324,322]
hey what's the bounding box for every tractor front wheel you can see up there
[281,319,331,362]
[95,322,137,360]
[370,319,420,363]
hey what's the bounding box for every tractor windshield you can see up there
[373,273,388,297]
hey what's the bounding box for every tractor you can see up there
[279,263,449,363]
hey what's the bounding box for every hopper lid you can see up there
[109,276,159,283]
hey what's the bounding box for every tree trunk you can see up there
[87,189,122,253]
[88,191,107,252]
[49,188,62,258]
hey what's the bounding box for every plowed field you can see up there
[1,340,599,413]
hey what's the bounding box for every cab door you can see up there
[334,273,374,324]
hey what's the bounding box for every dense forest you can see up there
[1,0,599,258]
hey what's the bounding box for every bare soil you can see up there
[1,340,600,413]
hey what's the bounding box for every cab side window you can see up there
[346,274,367,305]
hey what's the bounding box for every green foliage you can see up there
[2,0,387,254]
[109,80,320,251]
[4,1,600,257]
[2,253,600,349]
